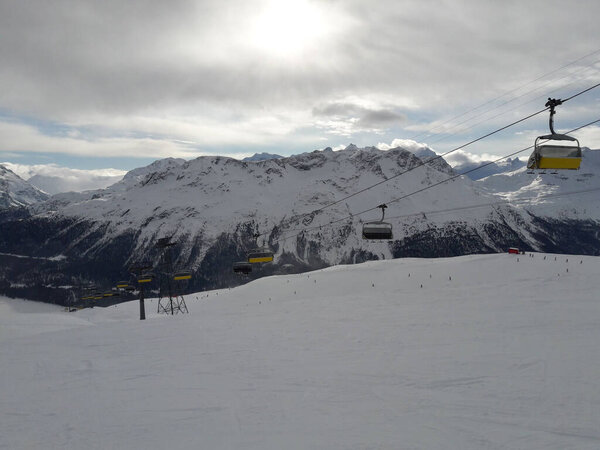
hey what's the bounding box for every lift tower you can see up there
[155,238,189,315]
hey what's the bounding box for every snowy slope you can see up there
[1,253,599,449]
[0,164,49,208]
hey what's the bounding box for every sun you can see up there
[249,0,328,57]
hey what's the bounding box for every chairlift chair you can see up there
[173,270,192,281]
[247,249,274,263]
[233,261,252,274]
[137,272,155,284]
[247,232,274,263]
[527,98,582,171]
[362,204,393,240]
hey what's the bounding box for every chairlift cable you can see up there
[380,185,600,222]
[422,60,600,148]
[562,80,600,102]
[407,49,600,141]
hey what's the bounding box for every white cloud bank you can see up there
[2,162,127,194]
[0,0,599,165]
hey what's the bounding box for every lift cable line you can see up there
[255,80,600,242]
[381,185,600,223]
[420,59,600,149]
[275,117,600,243]
[406,48,600,142]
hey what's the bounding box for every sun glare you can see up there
[250,0,328,57]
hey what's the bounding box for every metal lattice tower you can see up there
[155,238,189,315]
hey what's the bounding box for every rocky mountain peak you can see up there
[0,164,49,209]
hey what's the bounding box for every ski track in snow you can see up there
[1,253,600,449]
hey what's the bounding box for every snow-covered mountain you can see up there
[452,156,526,180]
[242,152,283,162]
[0,144,599,303]
[0,164,49,208]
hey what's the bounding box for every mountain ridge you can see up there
[0,144,599,304]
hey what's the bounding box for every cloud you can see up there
[5,0,595,121]
[0,0,599,164]
[377,138,431,152]
[442,149,505,167]
[0,115,320,160]
[0,120,201,159]
[312,100,405,135]
[1,162,126,194]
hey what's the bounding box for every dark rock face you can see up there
[528,217,600,256]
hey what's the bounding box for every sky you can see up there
[1,0,600,177]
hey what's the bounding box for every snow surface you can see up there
[2,253,600,449]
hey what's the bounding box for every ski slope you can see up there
[1,253,599,449]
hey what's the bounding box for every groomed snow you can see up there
[1,253,599,449]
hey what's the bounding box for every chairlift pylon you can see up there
[362,204,393,240]
[527,98,582,171]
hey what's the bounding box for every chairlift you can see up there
[362,204,393,240]
[137,272,155,284]
[233,261,252,275]
[248,249,274,263]
[527,98,582,171]
[116,280,131,289]
[93,292,103,300]
[173,270,192,281]
[247,232,274,263]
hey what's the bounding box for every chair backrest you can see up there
[537,144,581,159]
[362,222,393,240]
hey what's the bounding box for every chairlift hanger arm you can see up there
[545,98,563,135]
[377,203,387,222]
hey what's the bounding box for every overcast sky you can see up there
[1,0,599,172]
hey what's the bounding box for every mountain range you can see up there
[1,144,599,304]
